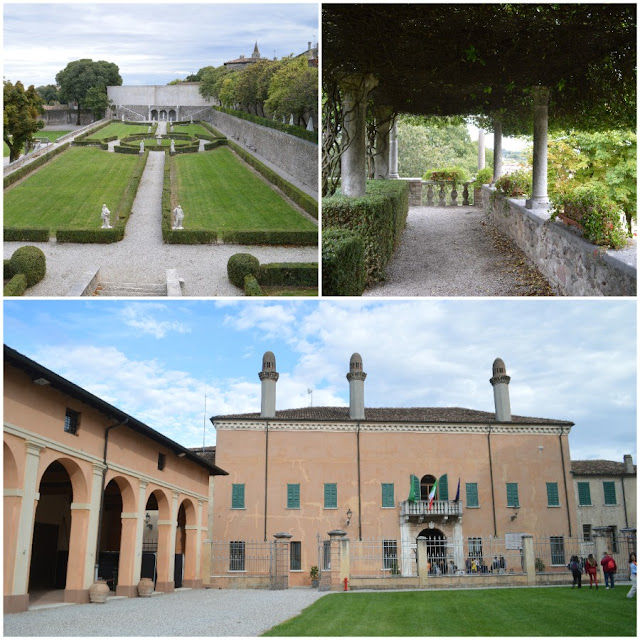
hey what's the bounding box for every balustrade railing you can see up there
[400,499,463,517]
[423,180,472,206]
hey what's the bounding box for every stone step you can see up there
[93,282,167,296]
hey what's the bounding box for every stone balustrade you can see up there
[399,178,474,207]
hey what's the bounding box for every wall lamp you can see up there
[346,508,353,527]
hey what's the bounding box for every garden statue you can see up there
[170,139,175,153]
[140,141,144,153]
[156,136,162,147]
[170,123,174,132]
[190,117,193,124]
[101,204,112,229]
[148,126,151,133]
[306,116,314,131]
[289,114,294,125]
[121,114,124,122]
[173,205,184,230]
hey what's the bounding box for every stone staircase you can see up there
[92,282,167,296]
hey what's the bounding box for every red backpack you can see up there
[605,557,617,572]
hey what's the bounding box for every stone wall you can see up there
[483,187,637,296]
[206,109,318,196]
[42,108,94,125]
[107,84,215,107]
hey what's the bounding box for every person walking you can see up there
[601,551,617,589]
[568,555,582,589]
[627,553,637,599]
[585,553,598,589]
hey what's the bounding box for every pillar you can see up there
[521,535,536,585]
[327,529,347,590]
[131,480,148,588]
[65,505,91,603]
[183,525,199,587]
[417,537,429,586]
[85,463,105,587]
[374,107,392,179]
[452,521,464,575]
[156,518,174,592]
[526,86,550,210]
[389,122,399,179]
[271,532,293,590]
[477,129,486,170]
[593,527,609,584]
[116,514,139,597]
[491,119,503,185]
[339,73,379,197]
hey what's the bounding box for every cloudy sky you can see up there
[3,299,636,463]
[3,2,318,86]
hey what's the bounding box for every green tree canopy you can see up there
[84,85,111,119]
[199,65,234,102]
[3,80,44,162]
[56,59,122,124]
[36,84,59,105]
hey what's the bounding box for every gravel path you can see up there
[364,205,553,296]
[3,588,327,637]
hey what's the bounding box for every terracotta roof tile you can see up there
[571,460,636,476]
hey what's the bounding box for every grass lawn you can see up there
[4,147,140,231]
[4,131,70,157]
[173,147,316,231]
[263,587,637,636]
[86,122,150,140]
[171,123,213,137]
[138,138,193,147]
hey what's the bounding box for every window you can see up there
[229,541,245,571]
[323,541,331,570]
[324,483,337,509]
[466,483,479,508]
[290,541,301,571]
[64,408,80,435]
[287,483,300,509]
[546,482,560,507]
[231,483,245,509]
[157,453,166,471]
[506,482,519,507]
[381,483,395,508]
[382,540,398,570]
[603,481,617,505]
[468,537,483,558]
[577,481,592,506]
[582,524,592,542]
[550,536,565,565]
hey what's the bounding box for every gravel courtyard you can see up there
[3,588,327,637]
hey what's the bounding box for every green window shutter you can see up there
[382,483,395,508]
[408,474,420,502]
[506,482,519,507]
[603,481,616,505]
[546,482,559,506]
[438,474,449,501]
[231,483,245,509]
[466,483,479,508]
[287,483,300,509]
[324,483,337,509]
[577,481,591,506]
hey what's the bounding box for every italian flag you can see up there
[427,478,439,511]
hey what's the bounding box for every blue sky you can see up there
[3,2,318,86]
[3,299,636,464]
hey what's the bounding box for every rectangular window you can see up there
[229,541,245,571]
[577,481,592,506]
[582,524,592,542]
[231,483,245,509]
[546,482,560,507]
[157,453,166,471]
[290,541,301,571]
[323,541,331,570]
[287,483,300,509]
[550,536,565,566]
[324,483,337,509]
[381,483,395,508]
[603,481,617,505]
[64,408,80,435]
[468,537,483,558]
[466,483,479,508]
[382,539,398,570]
[506,482,519,507]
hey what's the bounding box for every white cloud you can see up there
[120,303,190,338]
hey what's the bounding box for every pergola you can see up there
[323,4,636,202]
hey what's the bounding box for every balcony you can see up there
[400,499,463,522]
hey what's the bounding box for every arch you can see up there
[3,441,19,489]
[420,474,436,501]
[175,498,197,588]
[104,473,136,513]
[168,109,176,121]
[151,109,158,121]
[98,478,124,591]
[38,455,89,504]
[417,527,447,575]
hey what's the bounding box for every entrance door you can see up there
[174,554,184,588]
[418,528,447,574]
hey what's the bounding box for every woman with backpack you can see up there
[601,551,617,589]
[568,555,582,588]
[585,553,598,589]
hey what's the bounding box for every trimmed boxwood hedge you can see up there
[4,227,50,242]
[228,253,261,288]
[203,139,228,151]
[56,228,124,243]
[211,106,317,144]
[322,227,366,296]
[3,273,28,297]
[8,245,46,287]
[199,121,227,139]
[258,262,318,286]
[322,180,409,284]
[243,274,263,296]
[221,229,317,245]
[114,145,142,155]
[4,142,71,188]
[73,121,111,141]
[4,259,15,279]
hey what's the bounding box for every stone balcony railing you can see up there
[401,178,475,207]
[400,499,463,520]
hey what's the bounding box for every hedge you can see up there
[8,245,46,287]
[199,121,227,139]
[164,228,218,243]
[203,139,228,151]
[221,229,317,245]
[3,273,28,297]
[322,180,409,284]
[4,227,50,242]
[56,228,124,243]
[228,253,260,288]
[322,228,366,296]
[243,274,263,296]
[225,139,318,218]
[4,259,15,279]
[211,106,317,144]
[258,262,318,287]
[73,121,111,141]
[114,145,142,155]
[4,142,71,188]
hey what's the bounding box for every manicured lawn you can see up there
[263,587,637,636]
[4,131,70,157]
[86,122,150,140]
[4,147,140,231]
[137,138,192,147]
[171,123,213,137]
[173,147,316,231]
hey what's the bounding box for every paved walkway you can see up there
[364,205,554,297]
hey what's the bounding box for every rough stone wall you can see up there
[42,109,94,125]
[483,187,636,296]
[205,109,318,195]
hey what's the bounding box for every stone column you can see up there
[526,86,550,210]
[201,539,212,587]
[65,504,91,603]
[491,119,503,184]
[183,525,199,587]
[131,480,148,588]
[373,107,392,179]
[85,463,105,587]
[593,527,609,584]
[477,129,486,170]
[155,519,174,592]
[389,122,400,179]
[339,73,379,197]
[327,529,347,590]
[168,491,180,584]
[194,499,204,584]
[417,537,429,586]
[452,520,464,575]
[271,532,293,590]
[117,513,139,597]
[521,535,536,585]
[339,537,350,589]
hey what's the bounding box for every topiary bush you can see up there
[322,228,366,296]
[4,259,16,280]
[9,245,46,287]
[243,274,263,296]
[227,253,260,288]
[3,273,27,297]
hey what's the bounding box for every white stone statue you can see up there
[121,114,125,122]
[289,114,294,125]
[139,141,144,153]
[156,136,162,147]
[170,139,175,153]
[170,124,174,132]
[147,125,151,133]
[190,117,193,124]
[101,204,112,229]
[306,116,314,132]
[173,205,184,230]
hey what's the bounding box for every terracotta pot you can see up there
[138,577,154,597]
[89,580,110,604]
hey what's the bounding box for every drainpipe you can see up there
[558,429,572,536]
[487,427,497,537]
[264,420,269,542]
[356,422,362,540]
[94,417,129,582]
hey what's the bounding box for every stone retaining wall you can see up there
[483,186,636,296]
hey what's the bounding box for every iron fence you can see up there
[350,538,409,578]
[209,539,275,577]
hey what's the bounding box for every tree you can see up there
[264,56,317,126]
[167,78,184,85]
[56,59,121,124]
[36,84,59,105]
[84,85,111,120]
[3,80,44,162]
[199,65,234,102]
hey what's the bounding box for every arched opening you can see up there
[168,109,176,121]
[29,461,73,593]
[420,474,436,501]
[141,493,159,584]
[151,109,158,121]
[174,503,186,588]
[160,110,167,121]
[3,442,19,489]
[417,527,447,575]
[98,479,123,591]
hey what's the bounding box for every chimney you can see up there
[347,353,366,420]
[308,41,312,51]
[490,358,511,422]
[259,351,278,418]
[624,454,634,473]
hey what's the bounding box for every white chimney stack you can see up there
[347,353,366,420]
[259,351,278,418]
[490,358,511,422]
